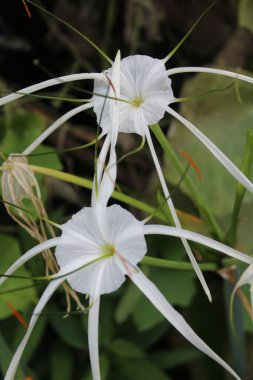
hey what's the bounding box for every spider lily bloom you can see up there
[1,205,253,380]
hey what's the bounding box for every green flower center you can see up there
[101,243,115,257]
[131,96,144,108]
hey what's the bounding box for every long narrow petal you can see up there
[91,134,111,207]
[97,51,121,207]
[0,73,105,106]
[88,297,101,380]
[131,269,240,380]
[144,224,253,264]
[4,278,63,380]
[0,237,61,286]
[166,66,253,85]
[167,107,253,194]
[88,262,109,380]
[231,265,253,313]
[145,127,211,301]
[23,103,93,155]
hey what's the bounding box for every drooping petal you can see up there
[91,134,111,206]
[4,278,63,380]
[96,50,121,207]
[166,66,253,85]
[88,297,101,380]
[23,103,93,155]
[0,237,61,286]
[144,224,253,264]
[0,73,105,106]
[167,107,253,194]
[145,127,211,301]
[130,269,240,380]
[231,265,253,315]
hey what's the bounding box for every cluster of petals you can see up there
[1,47,253,380]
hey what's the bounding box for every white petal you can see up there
[131,269,240,380]
[103,204,147,265]
[167,107,253,194]
[0,73,105,106]
[0,237,61,286]
[91,134,111,206]
[4,278,63,380]
[145,127,211,301]
[23,103,93,155]
[88,297,101,380]
[231,264,253,306]
[166,66,253,86]
[97,51,121,206]
[144,224,253,264]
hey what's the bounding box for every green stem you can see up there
[142,256,217,271]
[150,123,224,241]
[142,256,246,271]
[29,165,167,222]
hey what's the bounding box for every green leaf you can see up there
[12,315,47,363]
[0,331,27,378]
[115,282,142,324]
[109,339,144,358]
[49,311,88,350]
[238,0,253,34]
[165,70,253,219]
[0,234,37,319]
[0,112,46,155]
[151,348,201,369]
[115,357,171,380]
[50,343,74,380]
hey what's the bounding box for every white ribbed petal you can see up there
[92,55,174,136]
[0,238,61,286]
[131,270,240,380]
[4,278,63,380]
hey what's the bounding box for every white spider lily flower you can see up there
[1,204,253,380]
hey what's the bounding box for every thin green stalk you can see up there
[142,256,217,271]
[150,123,224,241]
[163,1,217,62]
[142,256,247,271]
[28,165,167,222]
[26,0,112,64]
[226,129,253,245]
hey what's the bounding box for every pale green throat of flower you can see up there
[131,96,144,108]
[100,243,115,256]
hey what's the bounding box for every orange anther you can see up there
[179,148,202,180]
[22,0,32,18]
[6,303,29,329]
